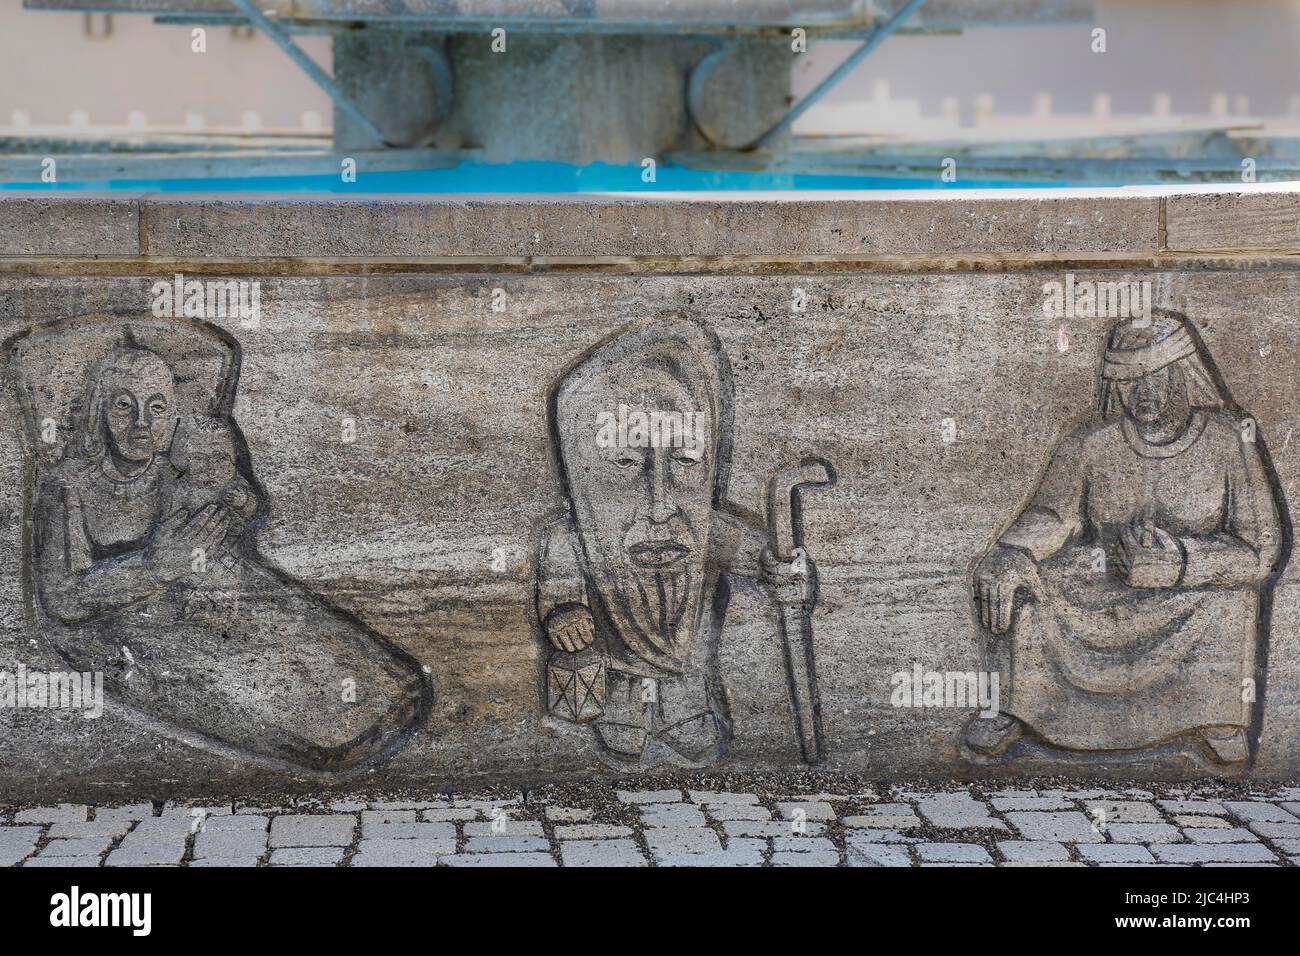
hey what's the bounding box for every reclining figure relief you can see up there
[7,316,432,774]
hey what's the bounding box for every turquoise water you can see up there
[0,158,1072,192]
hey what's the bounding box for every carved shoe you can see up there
[1201,727,1249,766]
[963,713,1024,756]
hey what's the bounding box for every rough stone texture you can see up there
[997,840,1070,862]
[2,194,1300,799]
[559,839,647,867]
[1165,188,1300,251]
[134,195,1162,259]
[1005,812,1106,843]
[269,815,357,848]
[0,197,139,256]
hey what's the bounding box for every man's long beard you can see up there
[626,565,693,648]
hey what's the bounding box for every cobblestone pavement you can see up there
[5,781,1300,867]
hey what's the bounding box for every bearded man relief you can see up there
[534,319,834,770]
[968,312,1288,768]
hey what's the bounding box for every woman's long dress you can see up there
[989,408,1283,751]
[33,454,431,773]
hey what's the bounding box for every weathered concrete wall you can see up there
[0,189,1297,802]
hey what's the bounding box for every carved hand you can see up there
[147,503,234,583]
[544,603,596,653]
[1116,519,1185,589]
[761,547,817,608]
[973,545,1037,636]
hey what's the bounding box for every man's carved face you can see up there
[100,353,176,464]
[559,363,717,658]
[1120,362,1189,426]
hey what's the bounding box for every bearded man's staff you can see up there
[766,458,836,765]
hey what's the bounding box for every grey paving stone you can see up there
[688,791,758,805]
[122,817,192,844]
[991,797,1074,812]
[645,827,722,856]
[721,820,825,838]
[560,839,647,867]
[543,806,593,823]
[193,831,268,860]
[269,847,347,867]
[15,805,87,824]
[997,840,1071,862]
[422,808,479,822]
[1273,839,1300,855]
[105,843,186,867]
[1081,801,1164,823]
[0,826,42,866]
[1005,811,1105,843]
[842,828,920,843]
[842,805,922,829]
[702,803,771,821]
[1001,861,1088,867]
[95,804,155,822]
[442,852,556,867]
[1223,801,1297,824]
[202,815,268,833]
[555,824,633,840]
[845,841,912,867]
[1247,822,1300,840]
[463,836,550,853]
[351,839,448,866]
[37,837,113,857]
[773,850,840,867]
[362,821,456,842]
[1173,815,1232,828]
[1158,800,1226,815]
[917,843,993,864]
[24,856,102,867]
[1106,823,1181,844]
[1153,843,1278,864]
[616,790,682,804]
[916,793,1006,830]
[269,814,357,848]
[1078,844,1157,864]
[191,858,261,867]
[640,804,708,827]
[162,805,232,819]
[777,801,836,822]
[772,836,836,854]
[367,800,446,811]
[656,847,764,867]
[463,820,544,837]
[361,809,418,825]
[47,820,132,840]
[1184,827,1258,843]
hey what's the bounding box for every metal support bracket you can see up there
[225,0,389,147]
[750,0,928,151]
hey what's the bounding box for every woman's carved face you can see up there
[1120,362,1189,426]
[100,356,176,464]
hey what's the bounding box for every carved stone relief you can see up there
[5,316,433,774]
[534,319,835,769]
[968,312,1290,768]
